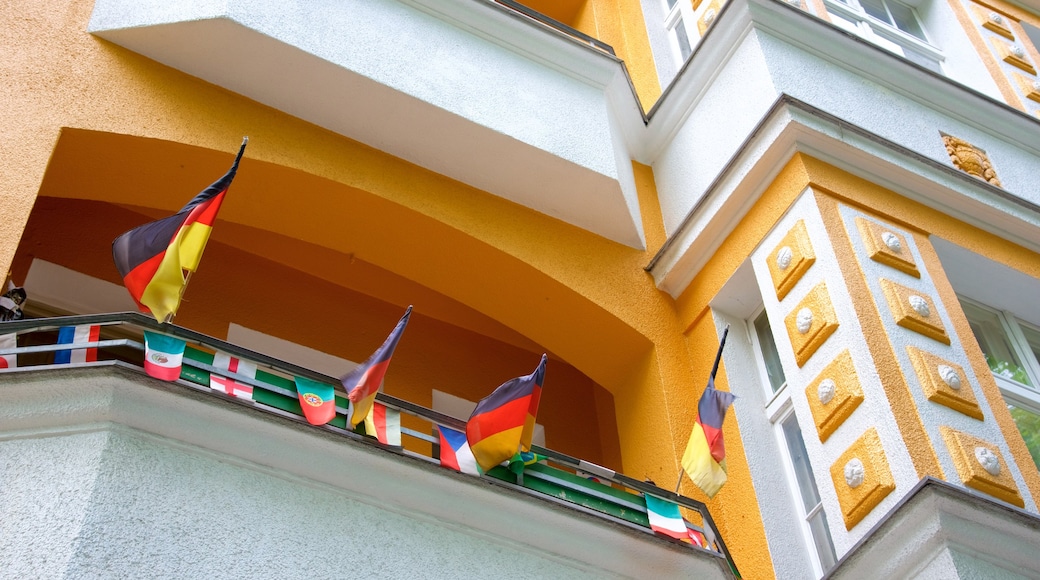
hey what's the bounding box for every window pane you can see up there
[754,311,786,393]
[1021,325,1040,371]
[859,0,892,24]
[1008,404,1040,471]
[808,510,838,571]
[674,17,693,61]
[781,415,823,510]
[887,1,925,39]
[782,414,838,571]
[962,303,1032,387]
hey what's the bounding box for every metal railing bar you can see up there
[523,468,646,511]
[0,339,136,356]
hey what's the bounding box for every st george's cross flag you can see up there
[54,324,101,364]
[209,351,256,400]
[0,333,17,369]
[341,306,411,428]
[364,401,401,446]
[466,354,546,473]
[438,425,481,476]
[681,376,737,499]
[143,331,185,381]
[293,376,337,426]
[112,138,247,323]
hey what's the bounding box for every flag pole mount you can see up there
[675,325,730,495]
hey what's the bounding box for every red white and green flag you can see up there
[645,495,700,545]
[143,331,185,381]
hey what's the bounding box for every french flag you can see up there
[438,425,481,476]
[54,325,101,364]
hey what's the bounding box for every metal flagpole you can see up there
[675,325,730,494]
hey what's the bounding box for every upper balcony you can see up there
[0,312,735,578]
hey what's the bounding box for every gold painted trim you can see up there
[697,0,722,36]
[854,217,919,277]
[939,426,1024,507]
[805,350,864,442]
[972,3,1016,40]
[785,282,840,367]
[906,347,983,420]
[1012,72,1040,103]
[941,133,1003,188]
[767,219,816,300]
[879,279,950,345]
[994,39,1038,74]
[830,428,896,530]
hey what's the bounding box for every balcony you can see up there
[0,313,735,578]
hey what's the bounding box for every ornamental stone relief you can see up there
[941,133,1003,187]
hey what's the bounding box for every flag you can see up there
[54,324,101,364]
[143,331,185,381]
[507,450,546,477]
[438,425,481,476]
[341,306,412,428]
[0,333,17,369]
[681,376,736,498]
[209,351,256,400]
[466,354,546,473]
[364,401,401,446]
[645,495,699,544]
[112,138,247,323]
[294,376,337,425]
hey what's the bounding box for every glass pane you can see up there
[1008,404,1040,471]
[1021,325,1040,371]
[808,510,838,571]
[754,311,786,393]
[781,415,822,511]
[666,0,679,9]
[674,17,693,61]
[859,0,892,24]
[962,303,1031,387]
[887,1,925,39]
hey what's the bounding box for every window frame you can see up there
[748,306,837,576]
[822,0,944,72]
[959,296,1040,470]
[662,0,697,67]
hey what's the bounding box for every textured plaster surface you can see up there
[748,190,921,556]
[837,203,1036,512]
[654,30,779,236]
[0,367,730,579]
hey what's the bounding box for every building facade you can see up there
[2,0,1040,577]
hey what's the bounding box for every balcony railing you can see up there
[0,312,737,576]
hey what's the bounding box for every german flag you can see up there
[112,138,247,323]
[467,354,546,472]
[342,306,412,428]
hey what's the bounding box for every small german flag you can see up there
[112,138,247,323]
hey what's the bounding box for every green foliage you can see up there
[1009,405,1040,471]
[985,354,1032,386]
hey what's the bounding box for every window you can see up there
[751,309,837,576]
[663,0,696,66]
[823,0,944,73]
[960,299,1040,471]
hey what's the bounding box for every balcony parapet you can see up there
[0,313,735,578]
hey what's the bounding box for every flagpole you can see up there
[675,325,730,494]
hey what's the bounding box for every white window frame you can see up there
[959,298,1040,473]
[823,0,944,72]
[663,0,697,67]
[748,307,837,576]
